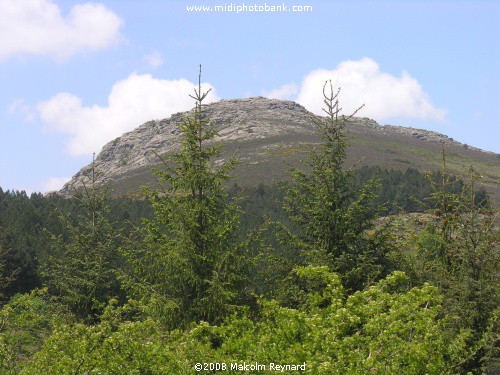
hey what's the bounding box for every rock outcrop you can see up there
[60,97,499,200]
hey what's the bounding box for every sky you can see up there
[0,0,499,193]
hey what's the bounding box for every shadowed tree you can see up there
[41,155,120,321]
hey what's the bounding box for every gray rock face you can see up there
[59,97,498,198]
[60,97,313,194]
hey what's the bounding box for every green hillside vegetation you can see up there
[0,74,498,374]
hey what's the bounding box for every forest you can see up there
[0,79,498,374]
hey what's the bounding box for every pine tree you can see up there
[415,145,499,372]
[0,242,21,304]
[41,155,120,321]
[284,82,393,292]
[121,66,245,328]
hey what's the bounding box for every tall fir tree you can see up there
[414,145,499,372]
[284,82,393,292]
[121,66,245,328]
[41,155,120,321]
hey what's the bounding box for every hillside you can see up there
[60,97,500,204]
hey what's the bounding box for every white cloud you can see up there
[0,0,122,60]
[144,51,163,69]
[37,73,220,156]
[42,177,71,193]
[288,58,446,122]
[262,83,298,100]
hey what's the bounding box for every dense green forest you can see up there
[1,78,498,374]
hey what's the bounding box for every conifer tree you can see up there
[414,146,499,372]
[121,66,245,328]
[284,82,393,292]
[0,242,20,303]
[41,155,119,321]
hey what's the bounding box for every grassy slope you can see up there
[107,124,499,207]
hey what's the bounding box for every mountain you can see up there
[60,97,500,204]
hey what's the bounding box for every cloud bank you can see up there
[37,73,219,156]
[266,58,446,122]
[0,0,122,60]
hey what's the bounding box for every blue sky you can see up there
[1,0,499,193]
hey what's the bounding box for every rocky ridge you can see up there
[59,97,499,199]
[61,97,312,194]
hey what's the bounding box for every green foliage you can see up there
[21,270,470,374]
[40,159,120,320]
[0,189,54,296]
[211,269,469,374]
[352,166,490,214]
[121,68,246,328]
[284,83,392,291]
[409,152,500,372]
[0,244,19,303]
[0,289,70,374]
[0,187,150,299]
[0,168,483,302]
[21,300,170,375]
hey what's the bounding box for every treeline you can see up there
[0,78,498,374]
[0,166,489,299]
[0,189,151,298]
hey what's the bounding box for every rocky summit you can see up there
[59,97,500,202]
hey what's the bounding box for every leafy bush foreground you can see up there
[0,269,474,374]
